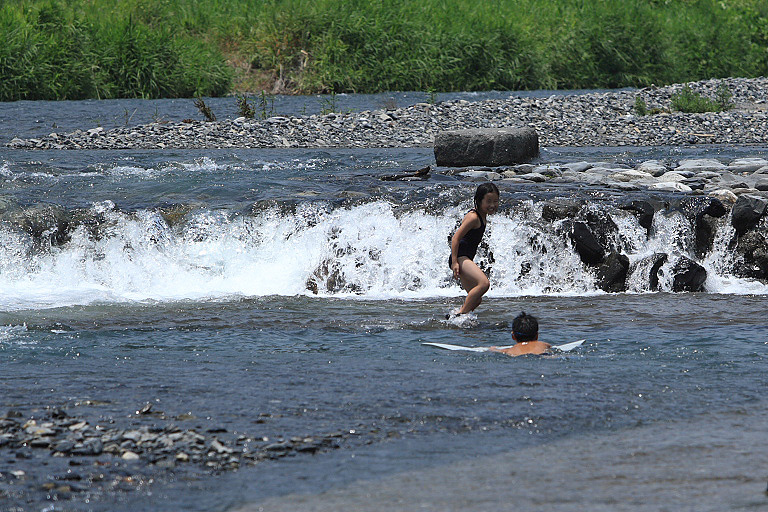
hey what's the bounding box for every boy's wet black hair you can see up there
[512,311,538,342]
[473,182,500,211]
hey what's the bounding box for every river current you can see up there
[1,94,767,511]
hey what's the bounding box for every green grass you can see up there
[1,0,767,100]
[671,82,735,113]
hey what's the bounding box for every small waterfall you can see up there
[1,194,767,310]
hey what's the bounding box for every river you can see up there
[1,93,766,511]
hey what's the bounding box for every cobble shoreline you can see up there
[6,77,768,151]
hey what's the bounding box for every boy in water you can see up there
[490,311,551,356]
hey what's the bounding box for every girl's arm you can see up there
[450,211,481,278]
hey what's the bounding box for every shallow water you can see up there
[1,96,767,511]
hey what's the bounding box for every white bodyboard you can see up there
[423,340,585,353]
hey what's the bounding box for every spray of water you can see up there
[0,196,765,310]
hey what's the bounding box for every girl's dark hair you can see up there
[474,182,500,210]
[512,311,538,342]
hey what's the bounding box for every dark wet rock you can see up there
[755,179,768,192]
[671,257,707,292]
[584,210,620,256]
[541,199,582,223]
[381,165,431,181]
[701,197,728,218]
[673,197,729,256]
[49,408,69,419]
[569,221,605,265]
[731,195,768,234]
[620,200,656,233]
[595,251,630,292]
[681,178,706,190]
[629,253,668,291]
[736,231,768,279]
[694,215,719,258]
[434,127,539,167]
[648,254,669,291]
[2,205,72,247]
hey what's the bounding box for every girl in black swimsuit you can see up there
[449,183,500,316]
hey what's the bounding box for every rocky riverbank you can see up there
[0,405,361,508]
[6,77,768,150]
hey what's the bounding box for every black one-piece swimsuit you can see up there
[448,209,486,267]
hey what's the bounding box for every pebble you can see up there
[5,77,768,150]
[437,155,768,204]
[0,407,359,505]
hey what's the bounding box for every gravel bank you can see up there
[6,78,768,151]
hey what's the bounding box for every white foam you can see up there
[1,199,767,311]
[0,324,29,344]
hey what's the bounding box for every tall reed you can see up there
[1,0,767,100]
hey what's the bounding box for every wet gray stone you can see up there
[434,127,539,167]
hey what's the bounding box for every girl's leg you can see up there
[457,257,490,314]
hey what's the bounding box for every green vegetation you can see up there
[0,1,232,101]
[634,80,735,115]
[236,95,256,119]
[2,0,767,101]
[193,97,216,121]
[634,98,649,116]
[671,82,735,113]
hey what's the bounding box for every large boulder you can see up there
[731,195,768,234]
[434,127,539,167]
[569,221,605,265]
[595,251,630,292]
[672,257,707,292]
[735,231,768,280]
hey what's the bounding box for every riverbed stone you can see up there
[636,160,668,177]
[731,195,768,233]
[7,77,768,151]
[728,158,768,173]
[708,189,738,204]
[675,159,727,173]
[563,162,593,173]
[434,127,539,167]
[649,182,693,193]
[519,172,546,182]
[611,169,654,182]
[458,170,503,181]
